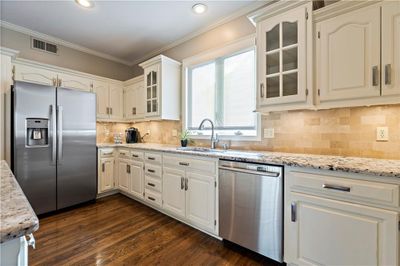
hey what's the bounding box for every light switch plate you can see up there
[376,127,389,141]
[172,129,178,137]
[264,128,274,139]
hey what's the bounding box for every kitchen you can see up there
[1,0,400,265]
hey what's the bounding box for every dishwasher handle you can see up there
[219,165,280,177]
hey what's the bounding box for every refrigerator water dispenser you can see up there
[26,118,49,146]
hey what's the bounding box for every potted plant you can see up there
[180,130,190,147]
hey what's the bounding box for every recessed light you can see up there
[75,0,94,8]
[192,3,207,14]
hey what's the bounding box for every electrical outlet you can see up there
[172,129,178,137]
[264,128,274,139]
[146,129,151,135]
[376,127,389,141]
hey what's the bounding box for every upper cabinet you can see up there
[139,55,181,120]
[14,60,58,86]
[315,1,400,108]
[93,80,124,121]
[124,75,145,120]
[250,2,314,112]
[57,72,92,92]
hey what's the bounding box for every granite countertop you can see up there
[97,143,400,178]
[0,160,39,243]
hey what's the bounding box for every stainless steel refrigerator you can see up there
[12,81,97,215]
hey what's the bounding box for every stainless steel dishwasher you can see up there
[219,159,283,262]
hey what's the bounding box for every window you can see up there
[184,44,259,140]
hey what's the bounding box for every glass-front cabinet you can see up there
[145,65,160,116]
[252,2,312,111]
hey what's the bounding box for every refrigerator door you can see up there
[56,87,97,209]
[13,81,57,215]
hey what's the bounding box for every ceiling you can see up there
[0,1,261,65]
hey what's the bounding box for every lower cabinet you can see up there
[130,160,144,198]
[99,157,114,193]
[117,159,130,192]
[163,167,186,219]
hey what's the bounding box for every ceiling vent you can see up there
[31,38,58,54]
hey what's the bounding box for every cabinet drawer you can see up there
[118,149,130,158]
[290,171,400,207]
[145,164,162,178]
[130,150,144,161]
[100,148,114,157]
[145,152,162,164]
[163,154,216,175]
[145,176,162,193]
[145,189,162,207]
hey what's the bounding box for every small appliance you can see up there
[125,127,139,143]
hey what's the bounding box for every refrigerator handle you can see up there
[57,105,63,162]
[51,105,57,164]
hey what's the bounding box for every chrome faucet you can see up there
[198,118,219,149]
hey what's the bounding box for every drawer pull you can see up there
[103,152,113,156]
[179,162,189,166]
[120,152,126,156]
[148,196,155,201]
[147,157,156,160]
[132,154,139,158]
[322,184,351,192]
[147,182,155,187]
[148,169,155,173]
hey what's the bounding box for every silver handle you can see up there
[106,107,109,115]
[120,152,126,156]
[291,202,297,222]
[185,178,188,191]
[51,105,57,164]
[103,152,113,156]
[385,64,392,85]
[126,164,130,174]
[179,162,189,166]
[219,165,280,177]
[147,182,155,187]
[322,184,351,192]
[132,154,139,158]
[372,66,379,86]
[260,83,264,98]
[132,107,136,115]
[57,105,63,162]
[102,163,105,172]
[148,169,155,173]
[181,177,184,190]
[147,157,155,160]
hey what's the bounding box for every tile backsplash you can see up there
[97,104,400,160]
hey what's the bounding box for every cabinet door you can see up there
[117,159,130,192]
[93,80,109,119]
[130,161,144,198]
[257,5,308,107]
[162,167,186,219]
[144,64,160,117]
[109,84,124,120]
[99,158,114,192]
[124,85,135,120]
[285,193,399,266]
[382,1,400,96]
[316,5,381,102]
[14,63,57,86]
[186,171,215,233]
[136,83,146,118]
[57,73,92,92]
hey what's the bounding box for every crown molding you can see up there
[130,1,270,66]
[0,46,19,57]
[0,20,132,66]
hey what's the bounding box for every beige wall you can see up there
[97,104,400,160]
[0,27,134,81]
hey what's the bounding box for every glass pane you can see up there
[266,52,279,75]
[152,100,157,112]
[223,50,256,128]
[152,71,157,85]
[189,62,216,127]
[282,21,298,47]
[283,47,298,71]
[147,100,151,113]
[266,76,280,98]
[147,73,151,87]
[146,87,151,99]
[283,72,298,96]
[152,85,157,98]
[266,24,279,52]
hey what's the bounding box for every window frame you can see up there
[182,35,261,141]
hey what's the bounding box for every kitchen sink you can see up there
[176,147,264,157]
[176,147,225,153]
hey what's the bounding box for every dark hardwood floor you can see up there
[30,194,281,266]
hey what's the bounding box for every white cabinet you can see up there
[93,80,109,119]
[139,55,181,120]
[14,62,57,86]
[250,2,313,112]
[93,80,124,121]
[163,167,186,219]
[185,171,215,232]
[109,83,124,120]
[99,157,114,193]
[117,159,130,192]
[124,76,145,120]
[129,160,144,199]
[57,72,92,92]
[286,193,399,266]
[381,1,400,96]
[316,4,381,103]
